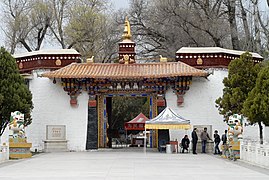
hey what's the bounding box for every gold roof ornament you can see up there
[197,57,203,65]
[55,59,62,66]
[123,54,130,64]
[87,56,94,63]
[122,17,132,40]
[159,55,167,63]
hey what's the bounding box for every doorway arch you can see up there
[95,93,159,149]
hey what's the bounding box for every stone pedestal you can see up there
[43,140,68,152]
[44,125,68,152]
[9,138,32,159]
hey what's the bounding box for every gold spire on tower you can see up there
[122,17,132,40]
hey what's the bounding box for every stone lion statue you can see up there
[9,111,25,138]
[227,114,243,142]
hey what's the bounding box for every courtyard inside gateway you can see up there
[0,149,269,180]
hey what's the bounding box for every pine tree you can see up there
[0,47,33,136]
[215,52,261,120]
[243,63,269,144]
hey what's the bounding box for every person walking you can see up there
[191,128,198,154]
[213,130,221,154]
[221,130,228,145]
[200,127,211,153]
[221,130,228,155]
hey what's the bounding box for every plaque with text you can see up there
[46,125,66,140]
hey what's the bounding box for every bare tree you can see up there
[2,0,268,60]
[254,1,269,53]
[128,0,170,58]
[3,0,120,62]
[251,0,262,53]
[224,0,240,50]
[239,0,253,51]
[31,1,53,50]
[188,0,229,47]
[3,0,32,53]
[3,0,52,53]
[49,0,71,49]
[64,0,120,62]
[127,0,231,59]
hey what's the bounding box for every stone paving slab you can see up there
[0,148,268,180]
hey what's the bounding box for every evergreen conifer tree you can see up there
[215,52,261,119]
[243,63,269,144]
[0,47,33,136]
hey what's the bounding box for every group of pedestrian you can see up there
[188,127,227,155]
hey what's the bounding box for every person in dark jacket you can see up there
[191,128,198,154]
[221,130,228,145]
[181,135,190,153]
[221,130,228,155]
[214,130,221,154]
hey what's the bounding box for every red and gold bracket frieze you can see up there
[60,78,176,95]
[173,76,192,95]
[59,76,193,107]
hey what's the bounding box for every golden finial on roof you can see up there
[86,56,94,63]
[159,55,167,63]
[122,17,132,40]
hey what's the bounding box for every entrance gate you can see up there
[43,63,206,149]
[90,93,160,149]
[43,18,208,149]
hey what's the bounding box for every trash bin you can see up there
[166,144,172,154]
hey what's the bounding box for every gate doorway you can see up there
[98,94,158,149]
[106,96,149,148]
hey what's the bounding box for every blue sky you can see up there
[112,0,130,9]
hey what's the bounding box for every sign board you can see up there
[193,125,212,140]
[46,125,66,140]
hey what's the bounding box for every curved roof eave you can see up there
[42,62,208,79]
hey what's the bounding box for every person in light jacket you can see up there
[200,127,211,153]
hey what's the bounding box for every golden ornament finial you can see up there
[87,56,94,63]
[122,16,132,40]
[197,57,203,65]
[159,55,167,63]
[123,54,130,64]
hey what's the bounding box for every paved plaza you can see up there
[0,148,269,180]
